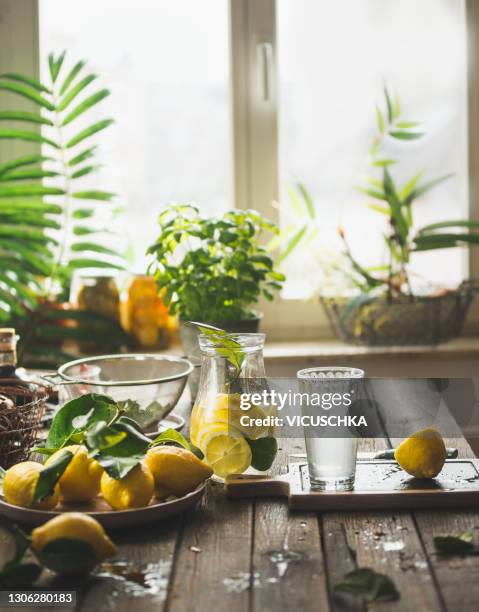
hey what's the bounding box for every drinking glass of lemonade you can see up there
[297,366,364,491]
[191,333,275,478]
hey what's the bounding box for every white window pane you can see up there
[278,0,467,299]
[40,0,230,267]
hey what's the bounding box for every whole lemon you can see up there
[100,462,154,510]
[31,512,117,574]
[395,428,446,479]
[3,461,60,509]
[145,446,213,497]
[45,445,103,503]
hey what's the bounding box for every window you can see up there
[1,0,477,338]
[40,0,231,267]
[277,0,467,298]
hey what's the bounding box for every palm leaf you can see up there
[72,190,115,201]
[0,111,53,125]
[0,72,51,94]
[0,129,59,148]
[67,258,125,270]
[70,165,98,179]
[59,60,86,95]
[0,169,59,182]
[70,242,122,257]
[0,185,64,198]
[57,74,97,111]
[0,200,61,214]
[62,89,110,126]
[48,51,66,83]
[0,224,58,244]
[66,119,114,148]
[68,146,97,166]
[0,155,53,176]
[0,82,54,110]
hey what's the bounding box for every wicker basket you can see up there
[0,380,48,468]
[321,281,475,346]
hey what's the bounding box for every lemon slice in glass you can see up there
[202,431,252,478]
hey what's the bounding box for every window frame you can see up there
[1,0,478,340]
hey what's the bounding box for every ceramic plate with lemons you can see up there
[0,393,214,528]
[0,444,211,528]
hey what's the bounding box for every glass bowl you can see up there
[52,354,193,432]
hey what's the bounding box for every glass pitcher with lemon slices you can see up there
[190,332,277,479]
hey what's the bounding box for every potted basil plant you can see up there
[147,203,284,385]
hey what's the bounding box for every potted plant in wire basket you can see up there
[320,87,479,346]
[147,203,285,390]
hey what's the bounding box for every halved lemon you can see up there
[196,422,243,453]
[202,431,252,478]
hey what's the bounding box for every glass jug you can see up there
[190,333,276,478]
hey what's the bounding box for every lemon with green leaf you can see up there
[31,512,117,575]
[2,461,60,510]
[101,462,154,510]
[395,428,446,479]
[145,446,213,497]
[45,445,103,503]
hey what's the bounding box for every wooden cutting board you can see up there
[225,460,479,511]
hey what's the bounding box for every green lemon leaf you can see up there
[38,538,97,574]
[95,454,144,479]
[33,449,73,503]
[0,466,5,496]
[433,533,476,555]
[246,436,278,471]
[0,563,42,586]
[85,420,127,452]
[46,394,117,448]
[191,323,245,377]
[149,427,203,458]
[334,568,400,602]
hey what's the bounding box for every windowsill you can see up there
[262,335,479,364]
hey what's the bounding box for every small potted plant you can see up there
[147,203,285,362]
[320,87,479,346]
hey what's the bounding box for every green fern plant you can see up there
[0,51,128,365]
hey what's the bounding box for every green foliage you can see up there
[147,204,285,322]
[33,449,73,504]
[270,181,319,265]
[334,568,400,602]
[41,393,162,479]
[344,86,479,296]
[0,51,126,365]
[38,538,98,575]
[246,436,278,471]
[192,323,245,377]
[433,532,478,555]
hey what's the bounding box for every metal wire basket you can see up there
[321,281,475,346]
[0,380,48,468]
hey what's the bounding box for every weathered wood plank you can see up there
[167,481,253,612]
[321,439,444,612]
[78,516,181,612]
[251,438,330,612]
[410,435,479,612]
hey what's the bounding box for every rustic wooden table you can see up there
[3,393,479,612]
